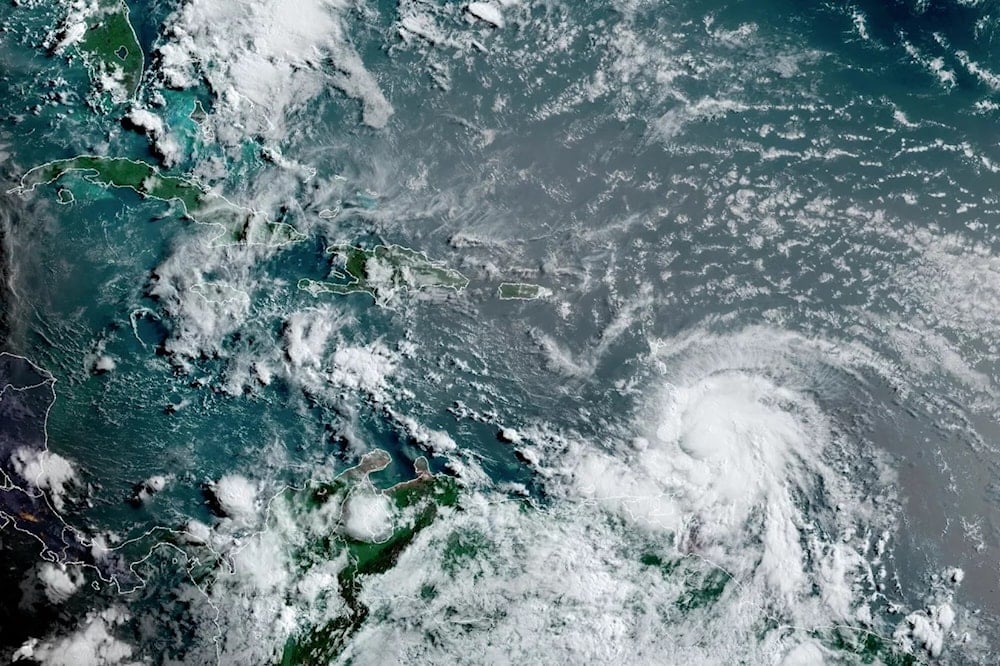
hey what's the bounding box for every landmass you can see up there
[299,244,469,305]
[0,353,83,558]
[0,353,143,592]
[280,454,458,663]
[169,449,458,664]
[497,282,552,300]
[10,156,305,247]
[50,0,144,103]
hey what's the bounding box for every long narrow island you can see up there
[11,156,305,247]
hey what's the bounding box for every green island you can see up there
[11,156,305,247]
[299,244,469,304]
[497,281,552,300]
[67,0,144,102]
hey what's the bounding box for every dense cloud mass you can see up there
[155,0,393,136]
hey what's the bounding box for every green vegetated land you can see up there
[142,449,460,665]
[69,0,144,101]
[14,156,305,247]
[265,451,459,664]
[300,243,470,304]
[497,282,551,300]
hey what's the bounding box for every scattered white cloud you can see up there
[147,239,257,367]
[9,447,77,511]
[341,489,395,542]
[92,355,116,373]
[211,474,259,522]
[153,0,392,140]
[283,310,335,369]
[125,108,182,167]
[392,411,459,454]
[330,342,398,400]
[36,563,84,605]
[132,475,171,504]
[13,607,137,666]
[466,2,505,28]
[895,603,956,659]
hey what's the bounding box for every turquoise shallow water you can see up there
[1,0,999,663]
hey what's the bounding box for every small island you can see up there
[497,282,552,300]
[299,243,469,305]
